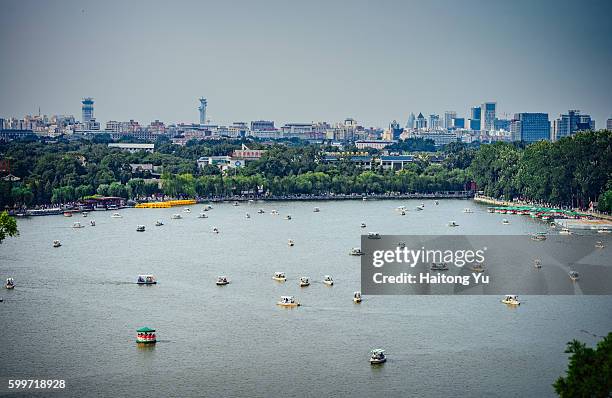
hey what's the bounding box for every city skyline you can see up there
[0,95,604,130]
[1,0,611,126]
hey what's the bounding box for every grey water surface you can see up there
[1,199,610,397]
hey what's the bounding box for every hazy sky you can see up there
[1,0,611,127]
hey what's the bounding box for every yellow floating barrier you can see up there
[135,199,196,208]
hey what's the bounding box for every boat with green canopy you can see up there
[136,327,156,344]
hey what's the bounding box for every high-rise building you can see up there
[481,102,496,131]
[389,120,403,140]
[607,118,612,130]
[468,106,481,130]
[451,117,465,129]
[406,113,415,129]
[511,113,550,143]
[81,97,94,122]
[429,114,440,130]
[553,110,595,140]
[443,111,456,130]
[198,97,207,125]
[494,118,511,131]
[105,120,121,132]
[415,113,427,129]
[470,106,481,120]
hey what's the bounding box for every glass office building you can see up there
[512,113,550,142]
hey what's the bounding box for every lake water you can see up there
[1,199,611,397]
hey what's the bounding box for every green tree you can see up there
[0,211,18,243]
[598,189,612,213]
[554,333,612,397]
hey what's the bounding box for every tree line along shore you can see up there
[0,130,610,213]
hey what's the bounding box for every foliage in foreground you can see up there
[554,332,612,398]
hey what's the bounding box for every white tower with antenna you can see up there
[198,97,207,125]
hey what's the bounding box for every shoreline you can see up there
[473,194,612,222]
[200,191,474,203]
[11,191,475,216]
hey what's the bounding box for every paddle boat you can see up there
[245,213,250,219]
[136,225,145,232]
[198,213,208,218]
[597,228,610,234]
[299,276,310,287]
[502,219,510,225]
[288,239,294,246]
[285,215,292,220]
[272,272,286,282]
[595,241,605,249]
[277,295,300,307]
[501,295,520,305]
[257,209,265,214]
[559,228,572,235]
[212,227,219,234]
[534,259,542,269]
[398,241,406,248]
[323,275,334,286]
[313,207,320,213]
[183,208,191,213]
[136,327,156,344]
[171,214,182,219]
[90,220,96,226]
[82,211,88,217]
[353,291,362,303]
[370,349,386,364]
[72,221,84,228]
[5,278,15,289]
[448,221,459,227]
[233,202,239,206]
[430,263,449,271]
[155,220,164,226]
[137,275,156,285]
[216,276,230,286]
[367,232,381,239]
[349,248,364,256]
[569,271,580,281]
[111,213,122,218]
[53,240,62,248]
[463,208,473,213]
[360,223,367,228]
[471,264,486,273]
[530,232,546,241]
